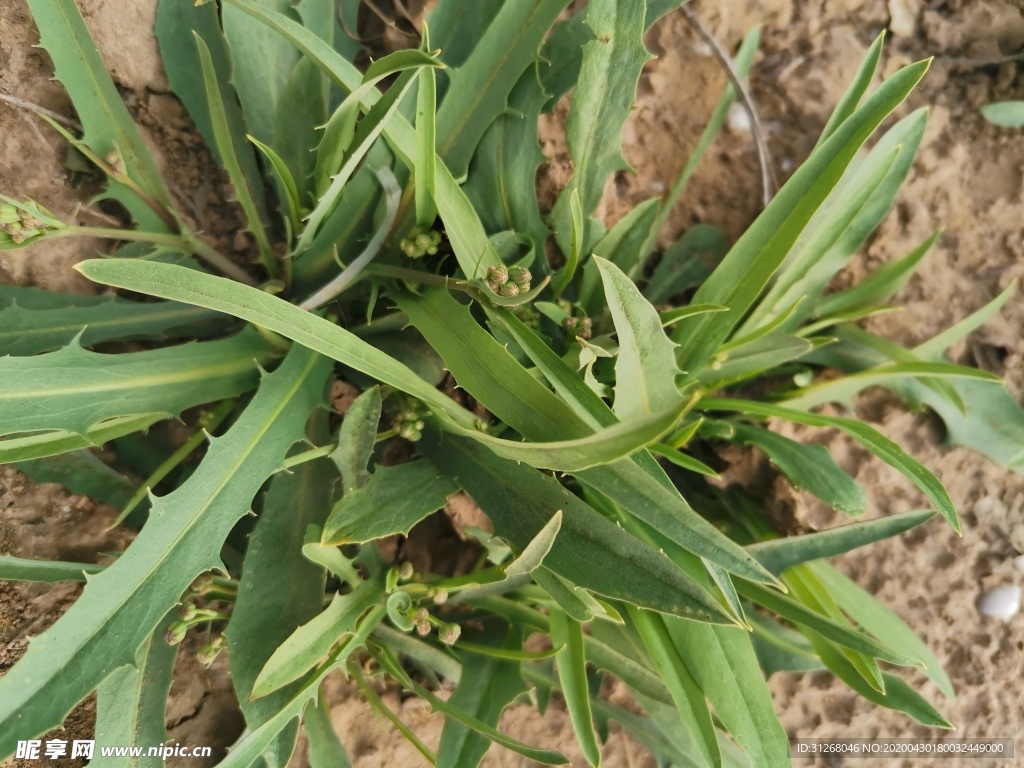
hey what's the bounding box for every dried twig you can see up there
[0,92,82,131]
[680,5,777,207]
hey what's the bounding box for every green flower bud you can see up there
[163,621,188,645]
[194,638,223,671]
[497,282,519,298]
[386,566,400,592]
[415,620,431,636]
[438,622,461,646]
[513,305,540,328]
[431,587,449,605]
[178,602,198,621]
[486,264,508,286]
[507,266,532,287]
[562,315,593,340]
[191,573,214,594]
[415,234,432,250]
[399,561,415,580]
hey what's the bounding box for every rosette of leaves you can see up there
[0,1,1020,766]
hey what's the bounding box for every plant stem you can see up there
[282,444,336,469]
[680,5,776,207]
[351,662,438,765]
[56,226,256,285]
[363,264,473,292]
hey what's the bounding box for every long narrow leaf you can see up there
[703,398,960,534]
[0,293,228,356]
[194,33,276,275]
[27,0,173,228]
[220,0,502,277]
[0,331,273,437]
[550,611,601,767]
[629,607,721,768]
[94,617,178,768]
[0,345,331,756]
[672,60,929,371]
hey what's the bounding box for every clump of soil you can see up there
[2,0,1023,766]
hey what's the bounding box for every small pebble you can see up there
[978,586,1021,622]
[726,103,752,134]
[1015,555,1024,572]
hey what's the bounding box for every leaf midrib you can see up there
[2,356,258,401]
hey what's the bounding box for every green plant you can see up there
[1,1,1021,765]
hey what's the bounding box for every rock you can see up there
[888,0,920,39]
[726,103,752,134]
[978,585,1022,622]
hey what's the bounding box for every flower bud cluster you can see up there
[513,305,541,328]
[486,264,532,298]
[387,588,461,646]
[563,314,593,340]
[400,226,442,258]
[0,201,60,245]
[393,408,426,442]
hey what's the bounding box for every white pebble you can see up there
[1014,555,1024,572]
[726,103,752,134]
[649,179,665,194]
[60,505,71,513]
[979,586,1022,622]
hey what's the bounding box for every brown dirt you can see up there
[2,0,1024,767]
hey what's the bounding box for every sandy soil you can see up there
[1,0,1023,766]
